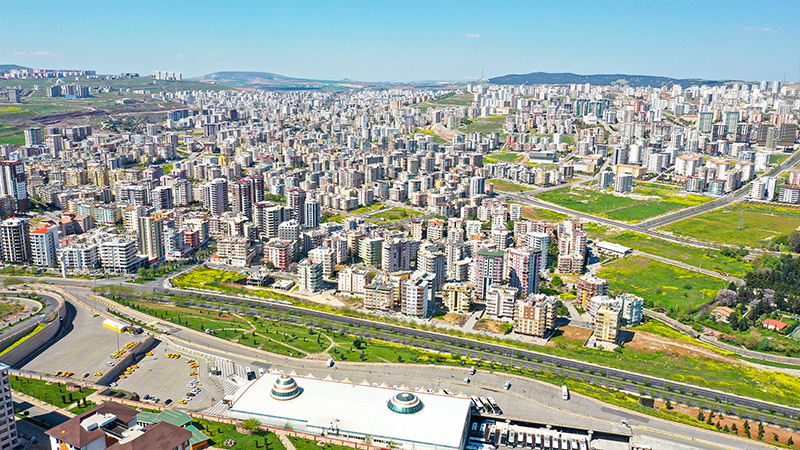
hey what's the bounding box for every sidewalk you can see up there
[276,431,298,450]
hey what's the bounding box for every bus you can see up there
[562,385,569,400]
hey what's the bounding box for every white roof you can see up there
[229,375,471,449]
[596,241,632,253]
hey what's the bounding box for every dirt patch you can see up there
[627,330,732,362]
[474,318,512,334]
[546,325,593,346]
[432,313,469,327]
[659,400,800,448]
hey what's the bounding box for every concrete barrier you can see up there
[0,292,67,367]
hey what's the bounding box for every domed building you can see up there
[227,374,471,450]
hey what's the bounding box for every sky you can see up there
[2,0,799,82]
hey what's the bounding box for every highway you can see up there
[59,285,776,450]
[42,274,793,424]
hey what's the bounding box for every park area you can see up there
[536,185,712,222]
[597,256,727,313]
[661,202,800,248]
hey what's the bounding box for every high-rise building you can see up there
[0,363,18,450]
[577,274,609,309]
[99,238,140,273]
[410,220,425,240]
[30,225,60,267]
[151,186,174,211]
[417,243,446,291]
[0,217,30,263]
[595,305,621,343]
[202,178,228,216]
[426,218,445,241]
[286,189,306,225]
[507,247,541,297]
[402,271,435,318]
[308,246,335,278]
[24,127,42,146]
[614,173,633,193]
[697,111,714,133]
[359,237,383,267]
[382,237,415,273]
[303,197,320,229]
[231,178,253,218]
[137,216,165,262]
[298,258,323,292]
[443,282,472,313]
[0,161,28,212]
[515,294,558,338]
[619,293,644,326]
[472,248,504,299]
[469,176,485,197]
[485,284,517,319]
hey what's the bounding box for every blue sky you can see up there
[2,0,798,82]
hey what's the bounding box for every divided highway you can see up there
[150,283,800,421]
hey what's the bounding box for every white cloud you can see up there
[176,54,184,61]
[461,34,484,38]
[744,27,776,33]
[13,51,62,58]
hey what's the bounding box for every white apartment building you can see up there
[30,225,60,267]
[485,284,517,319]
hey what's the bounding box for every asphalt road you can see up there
[15,281,781,449]
[6,275,800,424]
[0,291,60,342]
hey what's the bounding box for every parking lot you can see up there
[21,303,146,382]
[113,343,223,410]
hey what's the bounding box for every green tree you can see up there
[241,418,261,432]
[697,411,705,422]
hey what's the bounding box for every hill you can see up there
[192,71,358,90]
[489,71,736,88]
[0,64,31,74]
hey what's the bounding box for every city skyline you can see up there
[2,0,799,82]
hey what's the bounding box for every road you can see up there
[40,277,796,424]
[52,284,776,450]
[0,290,60,340]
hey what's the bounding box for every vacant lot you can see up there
[662,203,800,247]
[518,203,568,222]
[489,179,528,192]
[536,187,638,214]
[461,116,506,135]
[537,185,712,223]
[597,256,725,312]
[485,152,523,163]
[371,207,421,221]
[604,230,752,277]
[351,202,385,214]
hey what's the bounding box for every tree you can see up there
[731,423,738,434]
[2,277,23,286]
[697,411,705,422]
[757,422,764,440]
[788,230,800,253]
[264,261,275,270]
[715,289,738,306]
[551,276,564,288]
[241,418,261,432]
[789,436,794,446]
[665,399,672,410]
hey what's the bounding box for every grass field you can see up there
[517,203,569,222]
[460,116,506,135]
[536,186,638,213]
[537,186,711,223]
[662,202,800,247]
[193,417,286,450]
[428,92,473,106]
[771,153,791,165]
[489,179,529,192]
[350,203,385,214]
[604,230,752,277]
[11,377,95,408]
[371,207,420,221]
[597,256,726,312]
[0,122,24,145]
[485,152,523,163]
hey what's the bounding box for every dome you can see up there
[270,375,301,401]
[387,392,424,414]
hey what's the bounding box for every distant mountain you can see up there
[192,71,355,90]
[0,64,31,73]
[489,72,737,88]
